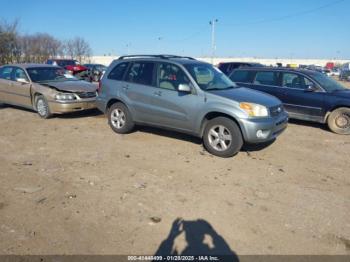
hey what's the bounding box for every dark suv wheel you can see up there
[327,107,350,135]
[203,117,243,157]
[108,102,135,134]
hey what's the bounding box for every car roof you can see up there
[220,62,261,65]
[1,64,61,69]
[49,59,76,61]
[112,55,209,66]
[233,66,318,75]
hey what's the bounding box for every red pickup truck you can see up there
[46,59,89,80]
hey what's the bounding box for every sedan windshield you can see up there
[27,67,78,83]
[310,72,346,92]
[184,63,237,91]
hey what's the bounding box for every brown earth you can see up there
[0,84,349,256]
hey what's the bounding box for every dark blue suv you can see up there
[229,67,350,134]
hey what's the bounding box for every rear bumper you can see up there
[96,96,107,113]
[48,99,96,114]
[239,112,288,143]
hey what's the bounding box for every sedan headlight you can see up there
[239,102,268,117]
[55,93,77,101]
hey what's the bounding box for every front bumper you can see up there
[48,99,96,114]
[238,112,288,143]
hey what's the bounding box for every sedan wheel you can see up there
[327,107,350,135]
[36,95,52,119]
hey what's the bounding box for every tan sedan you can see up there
[0,64,97,118]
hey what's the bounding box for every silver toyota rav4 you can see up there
[96,55,288,157]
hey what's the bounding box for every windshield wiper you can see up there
[206,86,235,91]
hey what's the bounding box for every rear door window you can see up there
[254,71,279,86]
[230,70,253,83]
[125,62,155,86]
[108,62,129,81]
[0,67,14,80]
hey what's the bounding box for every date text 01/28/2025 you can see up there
[127,255,221,261]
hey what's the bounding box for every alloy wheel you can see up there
[208,125,232,151]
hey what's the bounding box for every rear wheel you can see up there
[108,102,134,134]
[35,95,52,119]
[203,117,243,157]
[327,107,350,135]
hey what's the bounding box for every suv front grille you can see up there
[270,104,284,117]
[76,92,96,99]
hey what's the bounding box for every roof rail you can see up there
[118,54,196,60]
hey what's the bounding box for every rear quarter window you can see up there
[108,62,129,81]
[254,71,280,86]
[230,70,253,83]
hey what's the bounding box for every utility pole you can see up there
[157,37,163,54]
[209,19,218,64]
[126,43,131,55]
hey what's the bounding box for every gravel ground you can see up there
[0,82,349,256]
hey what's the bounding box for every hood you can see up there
[332,89,350,99]
[207,87,281,107]
[41,80,97,93]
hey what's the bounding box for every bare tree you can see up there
[0,19,92,64]
[17,33,64,63]
[64,37,91,63]
[0,19,20,64]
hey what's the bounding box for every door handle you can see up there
[153,91,162,96]
[122,85,129,90]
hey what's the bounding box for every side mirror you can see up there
[178,84,191,93]
[16,78,29,84]
[305,84,317,92]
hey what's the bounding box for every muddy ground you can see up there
[0,82,349,256]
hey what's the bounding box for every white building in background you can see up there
[85,55,349,67]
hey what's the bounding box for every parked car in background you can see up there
[326,62,335,70]
[97,55,288,157]
[331,68,340,77]
[46,59,89,81]
[340,63,350,81]
[230,67,350,134]
[0,64,97,118]
[217,62,264,76]
[84,63,107,82]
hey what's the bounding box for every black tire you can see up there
[327,107,350,135]
[108,102,134,134]
[35,95,52,119]
[203,117,243,158]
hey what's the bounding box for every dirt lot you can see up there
[0,84,350,256]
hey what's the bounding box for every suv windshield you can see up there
[310,72,346,92]
[184,63,236,91]
[27,67,78,83]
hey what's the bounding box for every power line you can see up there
[221,0,345,27]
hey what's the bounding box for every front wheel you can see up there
[203,117,243,158]
[108,102,135,134]
[327,107,350,135]
[35,95,52,119]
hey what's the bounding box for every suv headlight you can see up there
[55,93,76,101]
[239,102,268,117]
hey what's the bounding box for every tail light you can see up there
[97,80,102,93]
